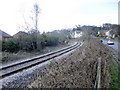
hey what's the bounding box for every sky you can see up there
[0,0,118,35]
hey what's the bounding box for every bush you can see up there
[1,34,60,52]
[115,34,118,38]
[40,34,59,46]
[1,30,70,53]
[2,39,18,52]
[45,34,58,46]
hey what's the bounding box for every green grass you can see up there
[109,54,120,89]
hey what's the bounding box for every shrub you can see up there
[41,34,59,46]
[1,30,69,53]
[2,39,18,52]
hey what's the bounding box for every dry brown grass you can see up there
[28,38,111,88]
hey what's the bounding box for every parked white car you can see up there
[107,40,114,45]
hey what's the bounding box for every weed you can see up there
[109,54,120,89]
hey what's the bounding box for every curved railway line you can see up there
[0,42,81,79]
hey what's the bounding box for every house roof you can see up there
[76,31,81,33]
[0,30,12,38]
[13,31,28,36]
[13,31,29,38]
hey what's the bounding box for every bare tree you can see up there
[18,3,41,50]
[19,3,41,34]
[28,3,41,34]
[31,3,41,50]
[33,3,40,31]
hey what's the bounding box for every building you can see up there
[105,30,114,39]
[103,23,112,29]
[13,31,28,38]
[0,30,12,41]
[71,30,83,38]
[97,29,114,39]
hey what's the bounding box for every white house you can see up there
[71,30,83,38]
[105,31,110,36]
[97,31,100,35]
[105,29,112,37]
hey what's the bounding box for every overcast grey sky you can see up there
[0,0,118,35]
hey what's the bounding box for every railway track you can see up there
[0,42,81,79]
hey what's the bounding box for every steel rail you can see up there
[0,42,77,70]
[0,42,80,79]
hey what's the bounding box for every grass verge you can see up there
[109,54,120,89]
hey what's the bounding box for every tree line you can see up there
[1,30,71,53]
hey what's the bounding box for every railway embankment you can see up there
[28,38,112,88]
[1,37,119,88]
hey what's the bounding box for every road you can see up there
[100,39,120,53]
[91,35,119,52]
